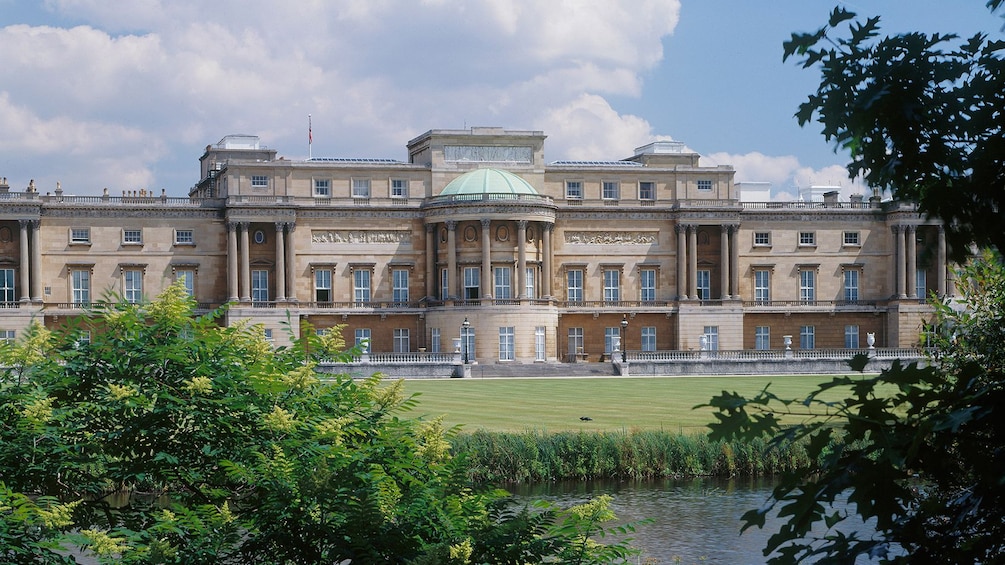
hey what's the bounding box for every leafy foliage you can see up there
[702,251,1005,563]
[0,283,644,563]
[783,3,1005,259]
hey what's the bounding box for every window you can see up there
[754,269,770,304]
[353,269,371,304]
[0,269,14,303]
[392,269,409,304]
[263,328,274,343]
[800,269,816,303]
[123,269,143,304]
[639,181,655,200]
[253,230,266,245]
[351,178,371,198]
[568,328,584,358]
[844,269,860,302]
[697,179,713,191]
[799,232,816,246]
[251,175,268,188]
[753,232,771,246]
[175,229,194,245]
[0,329,15,343]
[430,328,441,353]
[313,178,331,197]
[499,327,515,361]
[703,326,719,350]
[355,328,371,351]
[755,326,770,350]
[602,181,620,200]
[604,327,621,354]
[252,269,269,304]
[440,268,449,301]
[176,269,195,297]
[603,269,620,302]
[123,229,142,245]
[70,228,90,244]
[315,268,332,303]
[565,180,583,199]
[845,325,860,349]
[393,329,410,353]
[461,324,475,361]
[916,269,928,299]
[800,326,816,349]
[567,269,583,302]
[535,326,546,361]
[464,267,480,300]
[640,268,657,301]
[494,266,512,300]
[391,178,408,198]
[843,231,861,246]
[525,267,536,299]
[71,269,90,305]
[641,326,656,352]
[697,270,711,301]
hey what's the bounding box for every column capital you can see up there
[517,219,528,229]
[426,223,436,233]
[481,218,491,228]
[445,220,458,231]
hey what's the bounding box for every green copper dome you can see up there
[440,168,538,196]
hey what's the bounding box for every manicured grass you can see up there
[402,375,863,434]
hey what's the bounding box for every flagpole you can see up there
[308,114,312,160]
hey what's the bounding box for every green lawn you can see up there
[402,375,862,434]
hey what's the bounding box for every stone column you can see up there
[425,224,436,300]
[227,222,239,302]
[729,224,740,300]
[240,222,251,302]
[937,225,947,297]
[720,225,730,299]
[285,222,297,302]
[29,220,41,302]
[676,223,687,300]
[446,220,458,299]
[688,224,698,300]
[275,223,287,302]
[481,219,492,300]
[894,225,906,299]
[517,220,528,299]
[18,220,30,302]
[542,223,553,299]
[906,225,917,299]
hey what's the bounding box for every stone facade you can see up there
[0,128,950,362]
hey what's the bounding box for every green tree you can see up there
[0,285,644,564]
[783,3,1005,259]
[703,251,1005,563]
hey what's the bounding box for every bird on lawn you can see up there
[580,416,593,421]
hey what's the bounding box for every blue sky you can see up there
[0,1,1001,197]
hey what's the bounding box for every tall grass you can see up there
[451,429,809,484]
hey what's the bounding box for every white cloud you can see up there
[707,150,868,201]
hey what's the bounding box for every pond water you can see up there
[510,477,889,564]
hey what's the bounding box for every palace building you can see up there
[1,127,951,363]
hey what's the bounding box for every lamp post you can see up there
[620,314,628,363]
[462,317,470,364]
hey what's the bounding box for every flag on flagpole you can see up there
[309,114,312,145]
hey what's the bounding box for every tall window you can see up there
[603,269,620,302]
[176,269,195,297]
[640,268,656,301]
[0,269,14,303]
[844,269,860,302]
[353,269,371,304]
[697,269,711,301]
[251,270,269,304]
[565,180,583,199]
[568,328,584,358]
[639,181,655,200]
[755,326,770,350]
[440,268,449,301]
[462,324,475,361]
[313,179,330,197]
[800,325,816,349]
[494,266,512,300]
[392,269,409,304]
[800,269,816,303]
[754,269,770,304]
[124,269,143,304]
[499,327,515,361]
[703,326,719,351]
[916,269,928,299]
[845,325,860,349]
[604,327,621,354]
[391,179,408,198]
[315,268,332,303]
[602,181,620,200]
[535,326,546,361]
[71,269,90,305]
[351,178,371,198]
[430,328,441,353]
[567,269,583,302]
[393,329,410,353]
[641,326,656,352]
[354,328,371,351]
[525,267,536,299]
[464,267,480,300]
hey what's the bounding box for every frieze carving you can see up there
[564,231,658,245]
[312,230,412,245]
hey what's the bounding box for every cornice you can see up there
[41,207,224,220]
